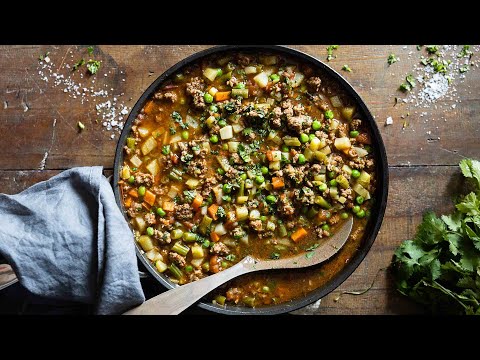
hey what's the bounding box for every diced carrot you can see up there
[124,197,132,208]
[171,154,179,165]
[154,174,161,185]
[144,190,156,206]
[142,202,152,211]
[192,194,203,211]
[210,232,220,242]
[214,91,231,102]
[271,177,285,189]
[210,256,219,273]
[163,200,175,212]
[144,100,155,115]
[208,204,219,220]
[291,228,308,243]
[128,189,139,198]
[266,150,273,162]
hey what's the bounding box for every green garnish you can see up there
[326,45,339,61]
[426,45,439,54]
[387,54,399,65]
[171,111,188,129]
[392,158,480,315]
[87,46,94,55]
[458,45,473,59]
[399,74,416,92]
[169,126,176,135]
[342,64,352,72]
[77,121,85,131]
[416,45,423,51]
[86,59,101,75]
[270,252,280,260]
[38,51,50,61]
[72,58,85,71]
[305,252,315,259]
[459,65,469,73]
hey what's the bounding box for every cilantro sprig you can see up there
[392,158,480,315]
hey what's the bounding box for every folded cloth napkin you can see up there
[0,166,145,314]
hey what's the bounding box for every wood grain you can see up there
[0,45,478,314]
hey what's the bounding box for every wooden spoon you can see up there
[124,216,353,315]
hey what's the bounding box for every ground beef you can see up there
[237,54,253,66]
[270,106,283,128]
[210,242,230,255]
[150,185,167,196]
[144,213,156,225]
[306,76,322,92]
[365,158,374,169]
[175,203,193,221]
[154,91,178,103]
[293,103,305,116]
[232,227,245,239]
[340,188,354,201]
[250,220,263,232]
[328,214,340,226]
[281,99,294,118]
[284,164,306,184]
[188,269,205,282]
[314,226,329,239]
[201,176,218,197]
[226,287,244,304]
[286,114,312,133]
[169,252,186,267]
[186,158,208,178]
[127,201,142,218]
[226,76,239,88]
[337,123,349,138]
[224,167,238,179]
[123,145,132,156]
[309,164,324,176]
[312,95,330,111]
[154,229,171,244]
[350,119,362,130]
[294,187,315,205]
[186,76,206,110]
[349,157,366,170]
[279,193,295,217]
[135,172,154,187]
[230,153,243,164]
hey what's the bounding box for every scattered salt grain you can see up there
[385,116,393,126]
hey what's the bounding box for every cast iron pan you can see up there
[113,45,389,315]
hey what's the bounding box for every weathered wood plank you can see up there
[0,45,478,170]
[0,165,464,314]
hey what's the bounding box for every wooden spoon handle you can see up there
[123,256,256,315]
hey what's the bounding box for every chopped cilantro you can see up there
[169,126,177,135]
[426,45,439,54]
[183,190,197,202]
[38,51,50,61]
[171,111,188,129]
[86,59,101,75]
[326,45,339,61]
[459,65,469,73]
[399,74,416,92]
[458,45,473,59]
[77,121,85,131]
[180,153,193,163]
[406,74,416,88]
[387,54,399,65]
[416,45,423,51]
[161,145,170,155]
[225,254,236,262]
[305,252,314,259]
[87,46,94,55]
[72,58,85,71]
[216,206,226,219]
[341,64,352,72]
[270,252,280,260]
[306,243,320,251]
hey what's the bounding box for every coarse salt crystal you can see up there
[385,117,393,126]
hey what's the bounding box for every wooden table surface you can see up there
[1,45,478,315]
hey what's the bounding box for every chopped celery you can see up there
[341,106,355,121]
[155,260,168,273]
[171,229,184,240]
[203,67,221,82]
[336,174,349,189]
[352,183,371,200]
[183,232,197,242]
[168,263,183,280]
[314,196,332,209]
[357,171,371,188]
[215,295,227,305]
[172,242,190,256]
[283,137,302,147]
[277,224,288,237]
[231,88,249,98]
[199,215,213,235]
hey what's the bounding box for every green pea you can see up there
[221,261,228,268]
[255,175,265,184]
[210,135,219,143]
[356,196,365,205]
[352,205,360,214]
[222,143,228,151]
[128,175,135,184]
[309,134,316,141]
[269,74,280,81]
[202,240,211,248]
[185,265,193,273]
[223,184,232,194]
[217,168,225,175]
[138,186,146,197]
[312,120,321,130]
[217,69,223,77]
[300,133,309,143]
[181,130,189,140]
[328,171,336,179]
[324,110,334,119]
[218,119,227,127]
[356,209,366,218]
[340,212,349,219]
[146,227,154,236]
[351,169,361,179]
[261,166,269,175]
[281,145,289,152]
[298,154,306,165]
[156,207,166,217]
[266,195,277,204]
[209,105,218,113]
[350,130,359,138]
[318,183,328,192]
[321,224,330,231]
[260,215,267,222]
[262,286,270,293]
[234,82,245,89]
[204,93,213,103]
[223,195,232,203]
[329,179,337,187]
[240,173,247,180]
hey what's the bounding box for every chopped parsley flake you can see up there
[426,45,439,54]
[171,111,188,129]
[270,252,280,260]
[387,54,399,65]
[87,59,101,75]
[458,45,473,59]
[72,58,85,71]
[342,64,352,72]
[326,45,339,61]
[87,46,94,55]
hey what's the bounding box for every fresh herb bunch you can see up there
[392,158,480,315]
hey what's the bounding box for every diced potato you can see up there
[271,150,282,161]
[141,136,157,155]
[191,245,204,259]
[281,152,290,161]
[208,87,218,96]
[190,258,204,268]
[338,196,347,204]
[231,88,249,98]
[342,107,355,121]
[146,249,163,262]
[237,196,249,204]
[228,141,239,153]
[352,182,371,200]
[155,260,168,273]
[134,216,147,233]
[304,148,314,161]
[186,115,199,129]
[249,209,261,220]
[259,55,277,65]
[334,137,352,150]
[120,165,131,180]
[319,146,332,155]
[330,95,343,108]
[357,171,371,188]
[167,185,179,199]
[206,115,216,128]
[236,206,249,221]
[146,159,160,176]
[219,125,233,140]
[169,134,182,143]
[203,67,220,82]
[353,146,369,158]
[138,235,154,252]
[309,137,321,151]
[253,72,269,88]
[329,187,339,199]
[213,185,224,205]
[330,119,340,130]
[130,154,142,168]
[244,66,257,74]
[214,223,228,236]
[342,165,353,175]
[266,221,276,231]
[232,123,244,133]
[269,161,281,171]
[185,178,200,189]
[137,127,150,138]
[291,73,304,88]
[216,156,231,172]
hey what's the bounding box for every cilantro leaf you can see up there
[87,46,94,55]
[87,59,101,75]
[326,45,339,61]
[459,158,480,189]
[72,58,85,71]
[387,54,399,65]
[341,64,352,72]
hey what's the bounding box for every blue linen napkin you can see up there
[0,166,145,314]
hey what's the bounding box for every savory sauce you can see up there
[119,51,377,308]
